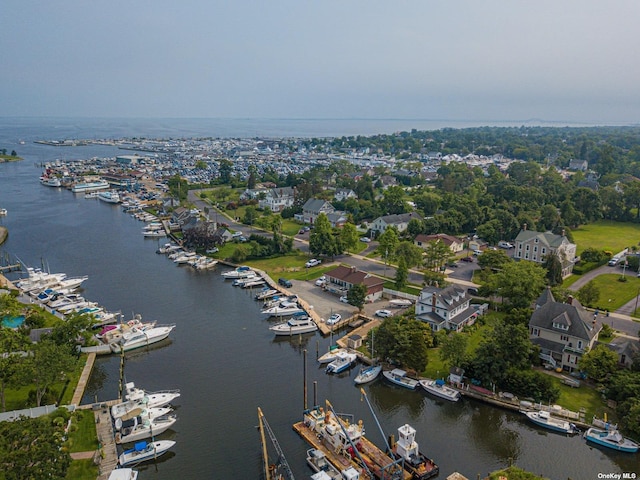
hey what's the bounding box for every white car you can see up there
[231,231,243,238]
[315,276,326,286]
[360,237,371,243]
[326,313,342,325]
[339,295,349,303]
[375,309,392,318]
[305,259,321,268]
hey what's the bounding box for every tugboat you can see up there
[390,424,439,480]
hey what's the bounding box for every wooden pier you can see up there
[93,403,119,480]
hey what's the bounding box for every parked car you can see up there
[205,247,219,254]
[498,241,514,249]
[339,295,349,303]
[298,229,305,234]
[326,313,342,325]
[461,256,474,262]
[472,249,483,256]
[315,276,327,286]
[305,259,321,268]
[303,226,311,232]
[360,237,371,243]
[375,309,392,318]
[278,278,293,288]
[232,231,243,238]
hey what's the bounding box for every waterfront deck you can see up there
[93,402,119,480]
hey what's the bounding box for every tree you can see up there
[0,328,30,411]
[477,249,512,270]
[0,413,71,479]
[219,158,233,184]
[579,344,618,383]
[483,261,547,309]
[439,332,468,368]
[577,280,600,307]
[374,316,432,373]
[339,223,360,252]
[309,213,343,259]
[393,241,424,269]
[542,252,563,286]
[167,174,188,202]
[377,227,399,261]
[347,283,367,311]
[380,186,409,215]
[395,257,408,290]
[423,239,452,271]
[26,340,76,406]
[243,206,259,228]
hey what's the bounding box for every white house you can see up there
[416,285,478,332]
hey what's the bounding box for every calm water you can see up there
[0,119,638,480]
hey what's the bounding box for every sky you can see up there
[2,0,639,124]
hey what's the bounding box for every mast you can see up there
[258,407,296,480]
[359,388,395,457]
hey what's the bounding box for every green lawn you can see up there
[65,459,97,480]
[572,220,640,255]
[67,410,99,453]
[582,273,640,312]
[550,376,614,422]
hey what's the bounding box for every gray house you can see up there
[514,227,577,277]
[416,285,478,332]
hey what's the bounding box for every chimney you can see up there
[561,228,566,237]
[523,223,528,231]
[567,295,573,305]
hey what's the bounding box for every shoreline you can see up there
[0,226,7,245]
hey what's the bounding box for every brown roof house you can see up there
[414,233,464,254]
[324,265,385,303]
[529,287,601,372]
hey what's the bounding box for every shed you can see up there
[347,334,362,349]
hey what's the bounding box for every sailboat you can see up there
[354,329,381,385]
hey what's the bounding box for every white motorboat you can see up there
[389,298,413,308]
[255,288,279,300]
[96,317,157,344]
[118,440,176,467]
[382,368,419,390]
[143,229,166,238]
[269,318,317,336]
[325,351,357,374]
[115,413,177,444]
[108,467,139,480]
[40,176,62,187]
[111,381,181,420]
[317,346,348,364]
[173,252,197,264]
[261,300,305,317]
[48,293,85,309]
[114,406,172,426]
[584,426,639,453]
[522,410,577,434]
[418,379,461,402]
[221,266,254,279]
[110,325,175,353]
[194,258,218,270]
[354,364,382,385]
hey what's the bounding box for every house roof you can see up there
[303,198,334,213]
[514,229,569,249]
[535,286,556,308]
[376,212,423,225]
[325,265,384,288]
[529,296,599,342]
[415,233,462,246]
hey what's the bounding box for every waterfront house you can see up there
[513,226,577,277]
[414,233,464,254]
[324,265,384,302]
[416,285,478,332]
[171,207,194,227]
[529,288,600,372]
[370,212,423,235]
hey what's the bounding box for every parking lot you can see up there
[287,277,410,325]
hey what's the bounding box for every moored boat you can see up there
[111,381,181,419]
[391,424,439,480]
[418,379,461,402]
[584,427,639,453]
[71,179,110,193]
[118,439,176,466]
[262,303,306,317]
[221,265,254,279]
[269,317,318,336]
[522,410,578,435]
[383,369,419,390]
[109,325,175,353]
[354,365,382,385]
[326,351,357,374]
[318,346,348,364]
[115,412,177,444]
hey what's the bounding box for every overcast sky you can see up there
[2,1,638,124]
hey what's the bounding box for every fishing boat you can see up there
[354,365,382,385]
[118,439,176,466]
[522,410,578,434]
[391,424,439,480]
[269,317,318,336]
[111,381,181,419]
[326,351,357,374]
[418,379,461,402]
[109,324,175,353]
[584,427,639,453]
[382,369,419,390]
[318,346,349,364]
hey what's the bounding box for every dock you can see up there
[71,352,96,405]
[92,402,120,480]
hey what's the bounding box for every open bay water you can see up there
[0,118,638,479]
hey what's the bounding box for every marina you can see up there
[0,121,637,479]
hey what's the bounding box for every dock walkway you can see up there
[71,352,96,406]
[93,403,119,480]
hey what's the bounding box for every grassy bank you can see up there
[572,220,640,255]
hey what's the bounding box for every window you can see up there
[561,335,569,342]
[534,246,538,253]
[526,244,530,251]
[542,248,546,255]
[577,340,583,349]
